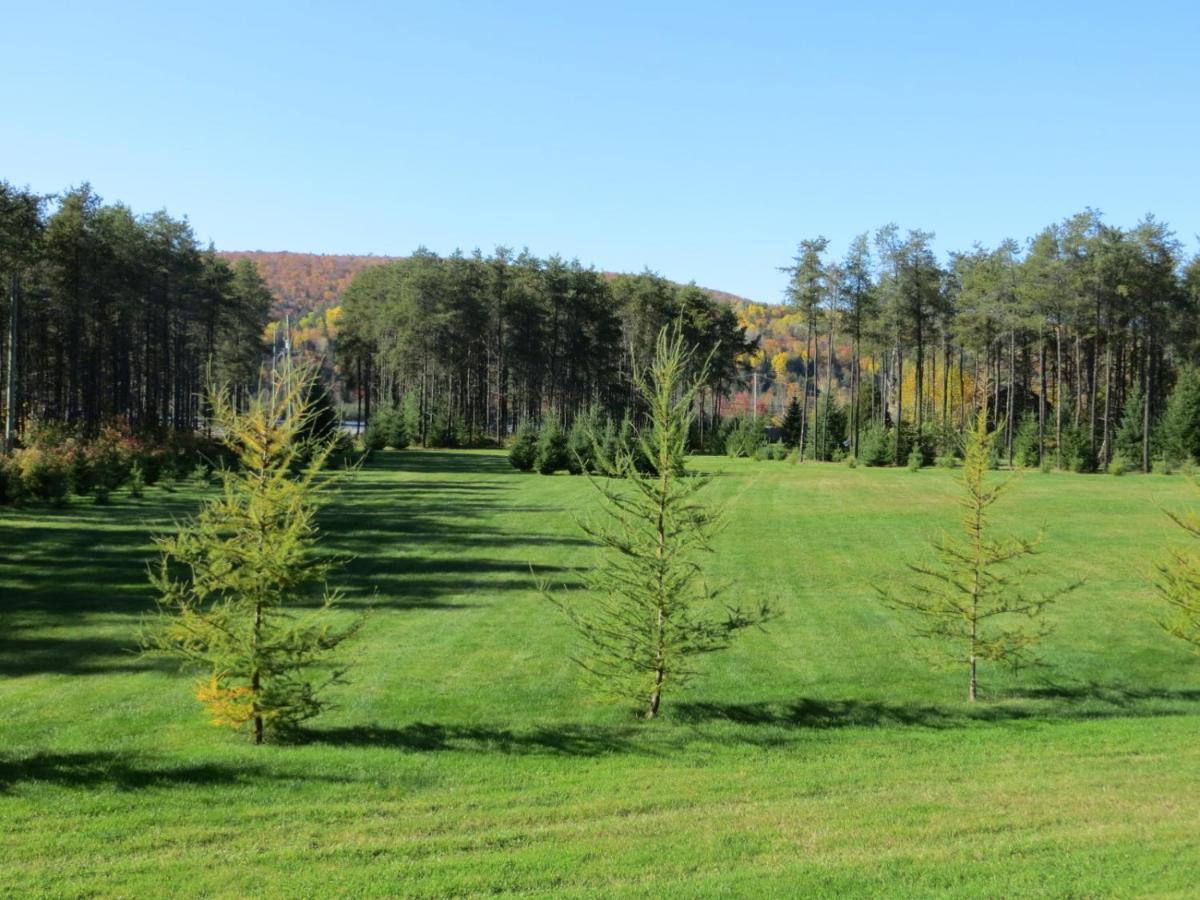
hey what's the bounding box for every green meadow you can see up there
[3,451,1199,897]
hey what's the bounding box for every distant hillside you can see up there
[216,251,398,318]
[216,250,760,318]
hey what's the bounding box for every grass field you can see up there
[3,451,1200,897]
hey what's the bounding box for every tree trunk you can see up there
[4,273,18,453]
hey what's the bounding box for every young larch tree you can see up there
[549,324,774,719]
[1154,484,1200,658]
[141,366,361,743]
[880,408,1077,701]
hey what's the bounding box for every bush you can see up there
[15,447,71,505]
[0,455,23,504]
[754,442,788,462]
[935,454,960,469]
[724,417,764,459]
[535,418,569,474]
[1153,456,1174,475]
[907,445,923,471]
[844,454,857,469]
[1108,453,1129,476]
[508,419,539,471]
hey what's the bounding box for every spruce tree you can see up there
[508,419,538,471]
[1114,392,1145,468]
[880,409,1077,701]
[141,367,361,744]
[781,397,803,448]
[535,417,569,474]
[549,325,774,718]
[1161,368,1200,464]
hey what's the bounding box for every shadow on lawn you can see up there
[0,751,349,792]
[673,680,1200,733]
[2,450,572,672]
[297,721,640,757]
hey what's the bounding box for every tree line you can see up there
[0,182,273,449]
[335,249,753,444]
[775,212,1200,470]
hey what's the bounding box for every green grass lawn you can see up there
[3,451,1200,897]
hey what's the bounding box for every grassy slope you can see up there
[2,452,1199,897]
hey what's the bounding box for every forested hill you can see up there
[215,250,761,319]
[215,251,398,319]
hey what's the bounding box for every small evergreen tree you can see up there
[128,461,146,498]
[548,326,774,718]
[807,395,846,461]
[1161,368,1200,464]
[508,418,539,471]
[1154,482,1200,658]
[1012,413,1040,469]
[566,408,598,475]
[141,368,361,744]
[1059,422,1095,472]
[879,409,1077,701]
[535,416,569,474]
[1114,392,1145,468]
[400,393,421,446]
[858,423,892,467]
[780,397,803,448]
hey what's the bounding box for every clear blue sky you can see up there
[3,1,1197,301]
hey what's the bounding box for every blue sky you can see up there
[3,1,1197,301]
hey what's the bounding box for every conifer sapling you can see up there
[548,325,774,718]
[879,408,1078,701]
[141,366,361,743]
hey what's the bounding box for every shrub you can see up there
[724,417,764,459]
[508,419,539,471]
[935,454,960,469]
[15,447,71,505]
[845,454,857,468]
[535,417,569,474]
[1108,453,1129,476]
[0,455,23,504]
[907,445,923,471]
[754,442,788,462]
[1153,456,1175,475]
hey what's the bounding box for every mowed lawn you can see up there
[3,451,1200,897]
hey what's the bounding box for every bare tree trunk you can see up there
[4,274,18,453]
[1006,331,1015,466]
[1038,335,1046,464]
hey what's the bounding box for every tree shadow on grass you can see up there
[0,635,168,677]
[296,721,642,757]
[0,751,356,793]
[673,680,1200,735]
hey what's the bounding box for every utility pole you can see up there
[752,370,759,422]
[4,273,18,453]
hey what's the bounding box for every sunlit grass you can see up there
[2,452,1199,896]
